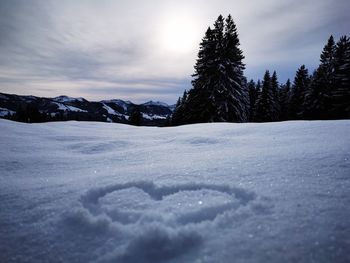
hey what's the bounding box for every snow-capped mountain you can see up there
[0,92,174,125]
[53,95,86,103]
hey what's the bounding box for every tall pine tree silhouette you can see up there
[172,15,248,125]
[248,80,259,121]
[290,65,309,119]
[271,71,280,121]
[304,36,336,119]
[254,70,275,122]
[279,79,291,121]
[332,36,350,118]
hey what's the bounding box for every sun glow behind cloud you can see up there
[158,14,201,54]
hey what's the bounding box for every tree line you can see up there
[172,15,350,125]
[5,104,107,123]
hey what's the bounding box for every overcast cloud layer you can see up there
[0,0,349,103]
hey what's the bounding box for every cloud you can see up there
[0,0,349,102]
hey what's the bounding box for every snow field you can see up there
[0,119,349,262]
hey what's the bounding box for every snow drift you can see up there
[0,119,349,262]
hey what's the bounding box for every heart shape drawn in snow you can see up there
[80,181,257,225]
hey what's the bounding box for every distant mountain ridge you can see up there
[0,92,174,126]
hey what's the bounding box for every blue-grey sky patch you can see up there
[0,0,349,103]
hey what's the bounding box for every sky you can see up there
[0,0,349,104]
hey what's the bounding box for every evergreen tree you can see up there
[321,35,336,68]
[254,80,262,121]
[290,65,309,119]
[173,15,249,124]
[14,103,44,123]
[171,90,188,125]
[15,104,28,122]
[255,80,262,96]
[171,97,181,125]
[248,80,258,121]
[256,80,262,92]
[304,70,322,119]
[304,36,336,119]
[26,104,42,123]
[271,71,280,121]
[129,108,142,126]
[279,79,291,121]
[176,27,216,124]
[332,36,350,118]
[254,70,275,122]
[182,90,188,103]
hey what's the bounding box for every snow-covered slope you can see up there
[0,120,349,263]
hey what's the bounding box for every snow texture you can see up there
[0,119,349,263]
